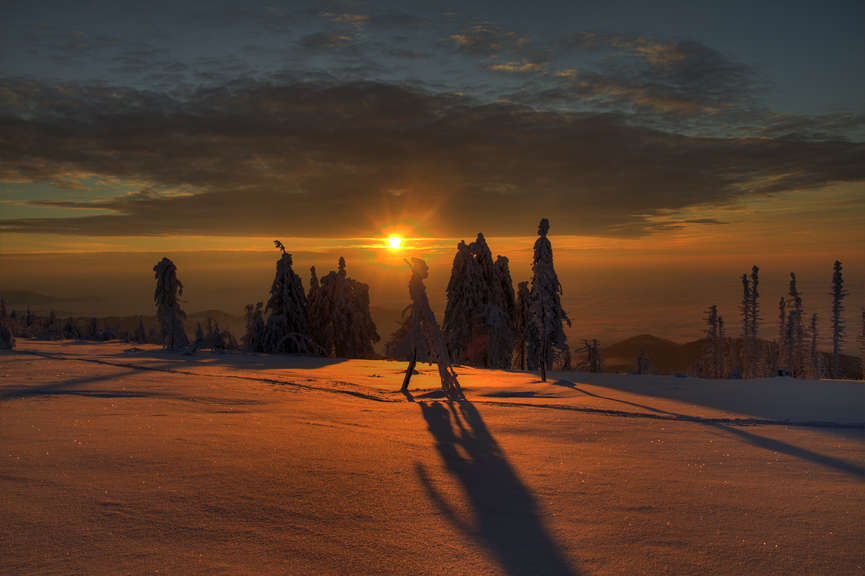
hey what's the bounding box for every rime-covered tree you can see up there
[857,309,865,379]
[809,313,825,380]
[703,305,723,379]
[0,298,14,350]
[443,239,485,365]
[776,296,787,370]
[489,255,517,366]
[309,257,379,359]
[739,266,760,378]
[153,257,189,351]
[634,347,650,375]
[241,302,265,352]
[829,260,848,379]
[193,321,204,347]
[784,310,797,374]
[514,281,531,370]
[442,234,516,368]
[62,316,83,340]
[527,219,571,380]
[401,258,461,395]
[576,339,605,373]
[307,266,329,349]
[40,309,61,340]
[786,273,807,376]
[260,241,317,355]
[86,317,102,341]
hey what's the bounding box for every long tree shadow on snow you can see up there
[552,380,863,478]
[417,399,579,576]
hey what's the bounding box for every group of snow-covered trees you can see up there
[0,297,146,348]
[703,260,857,379]
[399,218,572,380]
[146,244,380,358]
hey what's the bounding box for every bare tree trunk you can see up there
[402,348,418,391]
[540,339,547,382]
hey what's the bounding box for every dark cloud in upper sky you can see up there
[1,77,862,239]
[0,1,862,240]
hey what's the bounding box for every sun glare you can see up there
[387,236,403,249]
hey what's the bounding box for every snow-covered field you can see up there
[2,341,863,575]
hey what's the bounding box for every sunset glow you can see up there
[0,1,861,348]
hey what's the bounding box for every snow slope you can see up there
[2,341,863,575]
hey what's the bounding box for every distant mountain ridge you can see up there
[1,290,104,305]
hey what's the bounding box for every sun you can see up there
[387,236,403,249]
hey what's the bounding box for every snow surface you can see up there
[2,340,863,575]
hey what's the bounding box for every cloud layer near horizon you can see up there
[2,78,862,239]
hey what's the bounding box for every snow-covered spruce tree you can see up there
[703,305,723,379]
[401,257,461,395]
[442,235,516,369]
[784,310,798,374]
[810,313,825,380]
[776,296,787,372]
[830,260,848,379]
[514,281,531,370]
[0,298,14,350]
[576,339,605,373]
[62,316,83,340]
[309,257,379,359]
[209,318,223,353]
[786,273,807,376]
[241,302,265,352]
[636,347,651,375]
[442,239,483,365]
[739,273,752,376]
[739,266,760,378]
[748,266,760,376]
[153,257,189,351]
[86,317,102,341]
[307,266,329,351]
[193,321,204,348]
[491,255,517,366]
[260,241,320,355]
[527,219,571,380]
[39,309,62,340]
[857,309,865,379]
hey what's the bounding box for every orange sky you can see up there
[2,182,861,347]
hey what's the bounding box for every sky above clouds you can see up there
[0,0,862,343]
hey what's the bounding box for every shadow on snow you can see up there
[414,397,580,576]
[551,379,864,479]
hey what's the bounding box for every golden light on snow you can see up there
[387,236,403,249]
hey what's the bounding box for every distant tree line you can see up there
[701,261,863,379]
[3,226,862,383]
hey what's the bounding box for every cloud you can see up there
[301,32,354,51]
[1,78,862,240]
[448,21,530,56]
[487,60,547,74]
[548,33,757,119]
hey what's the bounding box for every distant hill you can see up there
[1,290,103,306]
[601,333,862,379]
[602,334,704,374]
